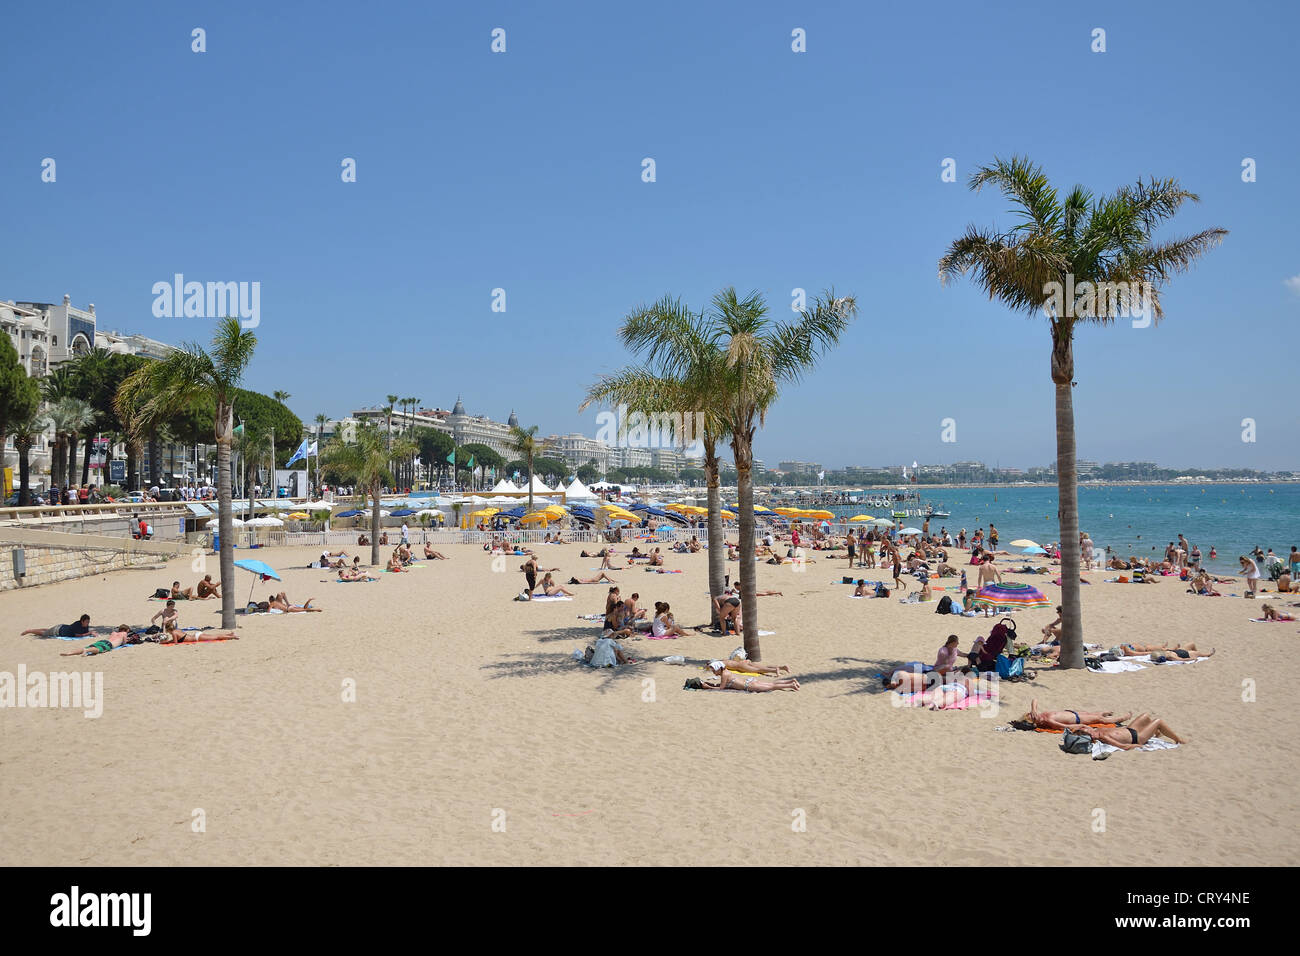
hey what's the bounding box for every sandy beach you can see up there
[1,541,1296,867]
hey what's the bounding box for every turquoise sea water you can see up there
[829,484,1300,575]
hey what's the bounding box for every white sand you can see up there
[1,543,1295,865]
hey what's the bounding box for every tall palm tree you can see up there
[711,288,858,661]
[320,425,415,565]
[313,413,328,492]
[582,295,731,625]
[939,156,1226,668]
[67,347,114,486]
[46,397,95,491]
[384,395,399,449]
[273,390,291,405]
[506,425,540,514]
[116,316,257,629]
[11,405,49,505]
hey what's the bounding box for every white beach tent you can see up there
[564,478,597,502]
[525,475,552,494]
[491,478,521,494]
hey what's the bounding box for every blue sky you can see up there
[3,0,1296,469]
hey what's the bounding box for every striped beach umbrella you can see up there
[973,581,1050,610]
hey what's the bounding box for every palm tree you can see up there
[939,155,1226,668]
[11,405,49,505]
[313,413,328,492]
[711,288,858,661]
[67,347,114,486]
[320,425,415,565]
[116,316,257,629]
[273,390,291,405]
[384,395,399,448]
[582,295,731,626]
[46,397,95,491]
[506,425,540,513]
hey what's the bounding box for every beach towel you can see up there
[528,594,573,602]
[1092,738,1179,756]
[576,613,604,621]
[646,568,683,573]
[1092,659,1146,673]
[1248,617,1294,623]
[899,689,996,710]
[1035,722,1117,735]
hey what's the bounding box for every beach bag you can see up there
[153,587,170,599]
[935,594,954,615]
[875,583,889,598]
[1060,732,1092,755]
[995,655,1024,679]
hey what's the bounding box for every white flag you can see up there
[308,441,318,456]
[817,471,825,480]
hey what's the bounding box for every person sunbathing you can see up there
[386,553,406,572]
[701,660,800,692]
[61,625,132,656]
[195,574,221,599]
[536,573,575,597]
[725,648,790,675]
[1262,603,1296,621]
[21,614,92,639]
[648,548,664,567]
[169,580,194,600]
[159,620,240,644]
[649,602,689,638]
[422,544,448,560]
[853,579,872,596]
[568,572,617,584]
[267,592,321,612]
[1114,642,1210,658]
[1018,699,1131,731]
[1076,713,1187,749]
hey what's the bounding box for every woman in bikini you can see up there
[1078,713,1187,749]
[536,573,575,597]
[568,572,617,584]
[723,649,791,676]
[700,660,800,692]
[1261,603,1296,621]
[267,593,321,613]
[159,620,240,644]
[1020,698,1131,731]
[1116,643,1214,659]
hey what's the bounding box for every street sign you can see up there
[109,460,126,483]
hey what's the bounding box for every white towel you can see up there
[1093,737,1179,756]
[528,595,573,602]
[1094,659,1146,673]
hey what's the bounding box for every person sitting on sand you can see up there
[358,534,370,546]
[601,608,635,640]
[932,635,963,675]
[169,580,194,600]
[22,614,93,639]
[918,578,933,602]
[650,602,689,638]
[853,579,871,597]
[1262,603,1296,621]
[568,571,617,585]
[1016,699,1132,731]
[379,532,389,546]
[386,552,406,573]
[536,573,575,597]
[1042,606,1062,640]
[622,594,651,630]
[267,592,321,613]
[196,574,221,599]
[60,624,132,656]
[977,555,1002,587]
[700,660,800,692]
[159,620,240,644]
[338,567,377,582]
[150,600,179,630]
[423,543,448,560]
[1076,713,1187,749]
[648,548,664,567]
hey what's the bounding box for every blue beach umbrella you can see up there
[234,558,282,606]
[1020,545,1047,556]
[389,508,416,517]
[335,509,364,518]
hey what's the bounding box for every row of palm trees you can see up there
[584,157,1223,667]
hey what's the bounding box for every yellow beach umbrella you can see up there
[848,514,873,522]
[286,511,310,519]
[774,507,802,516]
[469,507,500,518]
[806,510,835,520]
[1008,538,1040,548]
[520,512,550,525]
[719,510,736,519]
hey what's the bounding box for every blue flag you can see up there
[285,439,309,467]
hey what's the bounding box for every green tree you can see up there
[939,156,1225,668]
[462,442,503,488]
[506,425,541,513]
[0,334,42,486]
[116,316,258,629]
[11,404,48,505]
[320,424,416,565]
[576,463,601,484]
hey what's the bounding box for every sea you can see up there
[827,483,1300,575]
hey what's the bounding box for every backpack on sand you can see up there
[1060,731,1092,755]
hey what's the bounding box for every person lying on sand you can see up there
[724,648,791,675]
[1076,713,1187,749]
[338,567,377,582]
[536,573,575,597]
[569,572,617,584]
[61,624,133,656]
[700,660,799,692]
[422,544,447,560]
[267,592,321,613]
[160,620,240,644]
[1115,642,1213,659]
[21,614,92,639]
[196,574,221,599]
[1262,603,1296,621]
[1016,699,1131,731]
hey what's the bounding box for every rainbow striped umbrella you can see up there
[973,581,1050,610]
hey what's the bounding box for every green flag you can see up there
[467,455,475,469]
[233,423,244,436]
[446,451,456,464]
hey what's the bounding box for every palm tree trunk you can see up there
[370,482,381,566]
[17,443,33,505]
[733,435,760,661]
[67,433,79,489]
[1053,337,1084,669]
[127,442,139,491]
[704,438,724,627]
[526,456,534,514]
[51,435,64,489]
[81,428,93,485]
[216,438,237,629]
